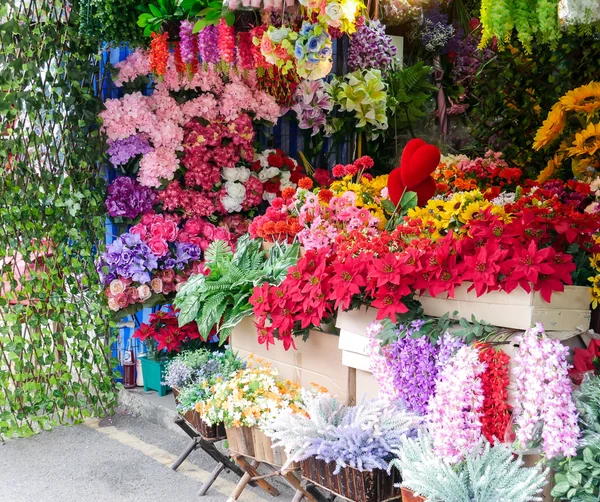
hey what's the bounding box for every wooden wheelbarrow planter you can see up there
[226,426,328,502]
[171,387,249,496]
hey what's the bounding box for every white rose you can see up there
[325,1,343,20]
[225,181,246,199]
[280,171,291,182]
[109,279,125,296]
[258,167,280,182]
[263,191,277,203]
[137,284,152,301]
[237,167,251,183]
[222,167,239,182]
[108,297,120,311]
[150,278,163,294]
[221,195,243,213]
[269,27,290,43]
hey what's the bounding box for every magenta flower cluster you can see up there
[105,176,156,219]
[179,20,196,65]
[348,20,397,73]
[428,344,486,463]
[512,323,580,459]
[198,25,219,64]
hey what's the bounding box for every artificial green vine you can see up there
[0,0,117,438]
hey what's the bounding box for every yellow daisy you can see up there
[458,200,491,223]
[568,122,600,157]
[559,82,600,114]
[537,153,563,183]
[533,103,565,150]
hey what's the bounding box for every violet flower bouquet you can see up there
[105,176,156,221]
[291,79,333,136]
[348,20,397,74]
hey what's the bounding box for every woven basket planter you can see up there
[301,457,402,502]
[172,387,226,440]
[226,426,289,467]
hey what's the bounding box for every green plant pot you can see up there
[139,356,171,397]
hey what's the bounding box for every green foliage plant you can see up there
[80,0,150,47]
[0,0,117,438]
[174,236,300,344]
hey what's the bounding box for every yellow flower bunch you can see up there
[533,82,600,180]
[330,173,389,227]
[406,190,509,240]
[589,235,600,308]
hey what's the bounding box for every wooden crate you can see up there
[231,316,354,403]
[172,387,226,440]
[301,457,402,502]
[226,426,289,467]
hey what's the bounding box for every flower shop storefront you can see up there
[4,0,600,500]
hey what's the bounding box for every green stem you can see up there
[385,187,407,231]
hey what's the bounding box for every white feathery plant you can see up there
[390,433,548,502]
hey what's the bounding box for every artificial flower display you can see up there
[105,176,156,221]
[251,149,303,202]
[255,25,298,73]
[293,22,333,81]
[348,20,397,73]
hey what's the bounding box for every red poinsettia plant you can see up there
[133,306,208,359]
[569,339,600,384]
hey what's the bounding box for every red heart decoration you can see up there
[388,167,405,207]
[400,144,441,188]
[412,176,437,207]
[401,138,426,168]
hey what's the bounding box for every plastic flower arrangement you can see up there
[198,361,306,428]
[105,176,156,221]
[251,149,303,202]
[511,323,580,459]
[265,394,423,473]
[533,82,600,181]
[409,7,455,53]
[309,0,365,35]
[380,0,423,27]
[255,25,298,74]
[293,22,333,81]
[326,69,389,139]
[291,79,333,136]
[348,20,397,73]
[133,307,208,358]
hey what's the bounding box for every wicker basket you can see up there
[172,387,226,440]
[226,426,289,467]
[301,457,402,502]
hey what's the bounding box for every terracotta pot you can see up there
[400,488,426,502]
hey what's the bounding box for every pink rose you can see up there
[177,231,191,243]
[147,236,169,257]
[199,238,210,251]
[161,268,176,283]
[137,284,152,301]
[130,223,147,240]
[184,218,204,236]
[202,224,215,240]
[162,282,176,294]
[121,277,133,287]
[141,213,155,225]
[115,292,129,309]
[151,278,163,294]
[108,297,120,311]
[109,279,125,296]
[274,45,290,61]
[261,35,275,54]
[126,286,140,303]
[213,227,231,242]
[150,219,178,242]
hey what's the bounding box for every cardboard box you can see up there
[418,284,591,331]
[231,316,353,403]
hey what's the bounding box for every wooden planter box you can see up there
[400,488,425,502]
[172,387,226,440]
[226,426,289,467]
[418,284,591,331]
[231,316,354,404]
[301,457,402,502]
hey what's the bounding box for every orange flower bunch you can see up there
[150,32,169,77]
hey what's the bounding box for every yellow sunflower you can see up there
[559,82,600,114]
[536,153,563,183]
[568,122,600,157]
[533,103,565,150]
[457,200,491,223]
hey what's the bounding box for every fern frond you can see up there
[205,240,232,266]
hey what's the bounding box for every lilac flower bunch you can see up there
[428,344,486,463]
[410,8,455,53]
[162,242,202,270]
[367,322,400,402]
[106,134,152,166]
[97,232,158,286]
[512,323,580,458]
[105,176,156,219]
[291,79,333,136]
[164,359,193,388]
[435,331,465,369]
[197,25,219,64]
[348,20,397,73]
[179,20,196,66]
[266,395,423,473]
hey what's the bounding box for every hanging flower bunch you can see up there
[199,362,307,428]
[149,31,169,77]
[428,344,486,463]
[479,0,560,52]
[197,25,220,64]
[512,323,580,458]
[254,25,298,73]
[533,82,600,181]
[251,149,303,202]
[294,22,333,81]
[133,307,207,355]
[291,79,333,136]
[409,7,455,53]
[179,20,199,75]
[326,69,389,139]
[478,344,511,444]
[348,20,397,73]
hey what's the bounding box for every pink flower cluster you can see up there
[178,217,235,251]
[130,212,181,257]
[512,323,580,459]
[298,191,380,251]
[428,344,486,463]
[366,322,400,402]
